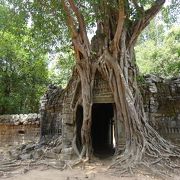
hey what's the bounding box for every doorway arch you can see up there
[91,103,115,158]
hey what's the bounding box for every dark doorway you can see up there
[91,103,115,158]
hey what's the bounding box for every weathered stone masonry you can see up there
[40,71,120,158]
[142,75,180,144]
[0,114,40,147]
[40,74,180,158]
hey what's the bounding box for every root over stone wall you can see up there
[40,75,180,159]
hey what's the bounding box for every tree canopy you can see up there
[1,0,179,87]
[0,0,179,113]
[136,26,180,77]
[135,0,180,78]
[1,0,168,48]
[0,4,48,114]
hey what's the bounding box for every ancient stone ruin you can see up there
[40,72,180,160]
[0,114,40,148]
[142,74,180,143]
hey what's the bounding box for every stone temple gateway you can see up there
[40,70,125,159]
[40,71,180,159]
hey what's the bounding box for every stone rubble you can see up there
[0,74,180,164]
[0,113,40,125]
[4,136,63,161]
[141,75,180,143]
[40,74,180,160]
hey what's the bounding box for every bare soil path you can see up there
[1,159,180,180]
[1,146,180,180]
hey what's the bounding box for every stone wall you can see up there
[0,113,40,125]
[40,74,180,150]
[40,84,64,140]
[39,71,116,158]
[0,114,40,149]
[141,75,180,144]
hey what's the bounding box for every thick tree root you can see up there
[109,141,180,178]
[95,51,180,178]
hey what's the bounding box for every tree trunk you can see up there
[76,61,93,158]
[74,27,180,175]
[62,0,180,176]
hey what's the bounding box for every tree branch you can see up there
[68,0,86,36]
[62,0,90,61]
[68,0,90,56]
[144,0,165,25]
[61,0,78,38]
[131,0,140,10]
[128,0,165,47]
[111,0,125,53]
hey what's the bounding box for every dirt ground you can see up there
[1,147,180,180]
[1,160,180,180]
[0,165,156,180]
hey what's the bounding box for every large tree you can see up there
[59,0,180,175]
[3,0,180,176]
[62,0,179,160]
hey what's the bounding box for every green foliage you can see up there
[48,47,75,88]
[136,27,180,78]
[161,0,180,27]
[0,5,48,114]
[136,0,180,78]
[1,0,165,52]
[1,0,179,114]
[0,2,27,36]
